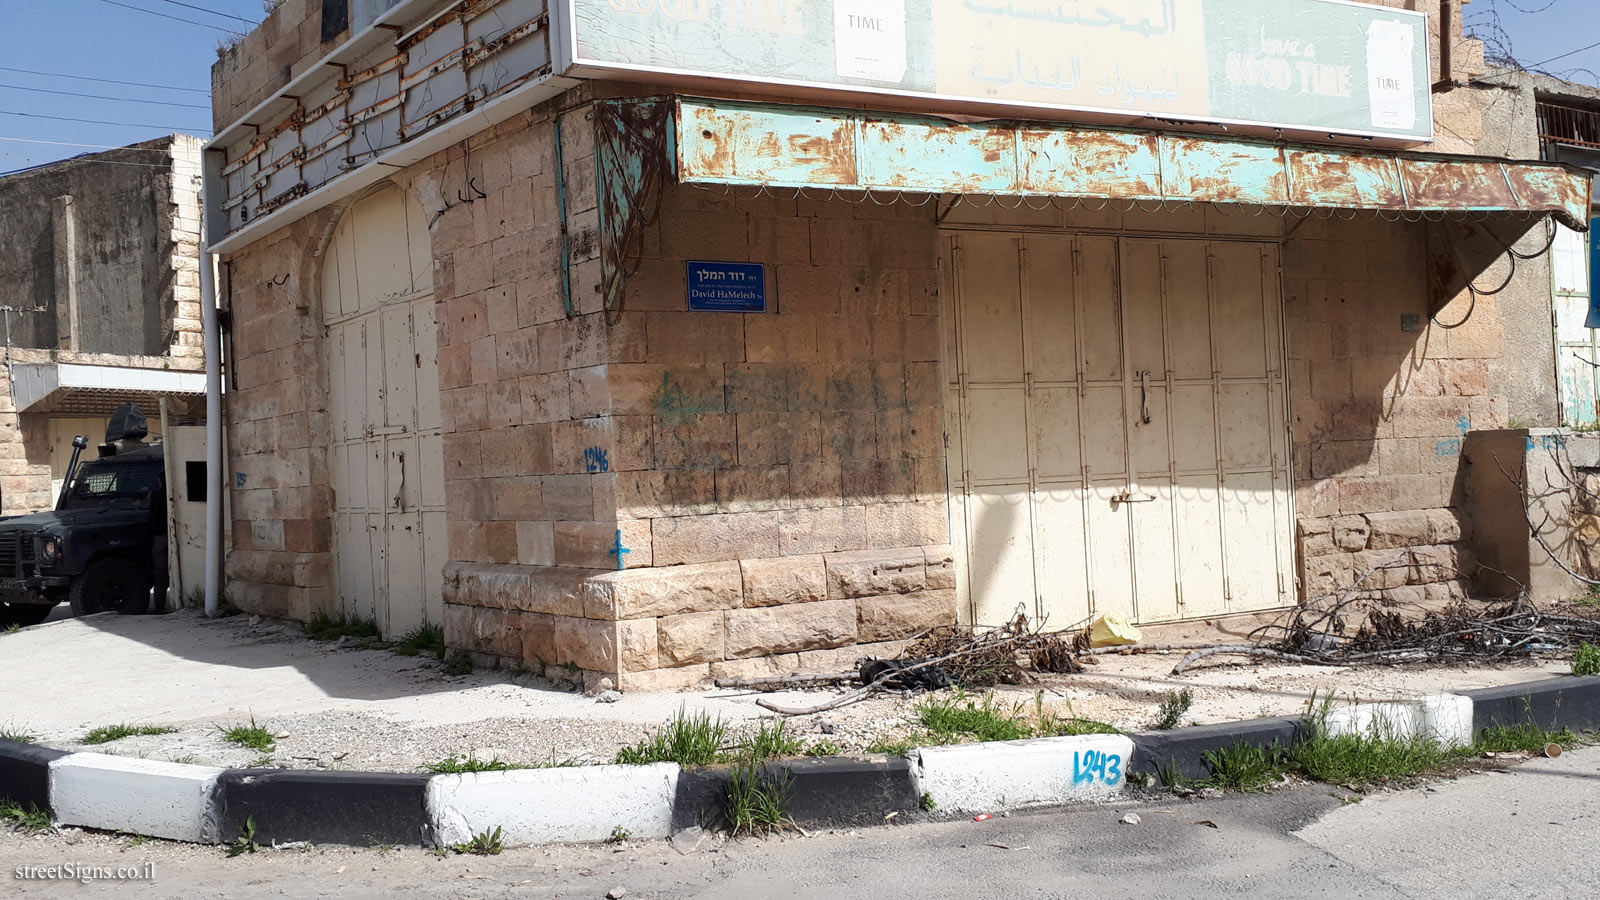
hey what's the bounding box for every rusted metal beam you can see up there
[674,97,1594,229]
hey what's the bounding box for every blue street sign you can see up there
[1590,218,1600,329]
[687,261,767,313]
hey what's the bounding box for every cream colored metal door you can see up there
[323,184,444,638]
[945,232,1293,628]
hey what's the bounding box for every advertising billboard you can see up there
[566,0,1434,141]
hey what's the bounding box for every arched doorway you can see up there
[320,183,445,638]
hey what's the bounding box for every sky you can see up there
[0,0,1596,173]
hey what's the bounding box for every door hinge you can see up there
[1072,246,1081,277]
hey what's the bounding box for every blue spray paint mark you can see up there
[584,447,610,473]
[608,529,631,570]
[1071,749,1124,787]
[1456,415,1472,436]
[235,473,247,488]
[1435,438,1462,458]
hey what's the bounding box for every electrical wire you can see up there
[153,0,257,25]
[96,0,237,32]
[0,136,176,152]
[0,153,180,177]
[0,82,211,110]
[0,66,210,95]
[0,110,210,134]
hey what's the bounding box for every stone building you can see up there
[206,0,1591,689]
[0,135,207,514]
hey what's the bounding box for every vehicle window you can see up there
[64,464,161,506]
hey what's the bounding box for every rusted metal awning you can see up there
[673,97,1593,230]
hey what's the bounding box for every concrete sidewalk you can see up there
[0,609,1573,772]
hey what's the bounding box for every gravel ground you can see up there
[2,610,1571,772]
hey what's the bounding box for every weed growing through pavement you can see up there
[1202,741,1285,791]
[443,651,474,676]
[1574,642,1600,676]
[2,624,18,635]
[0,723,35,743]
[225,817,259,857]
[1152,689,1194,730]
[1,798,51,832]
[608,825,632,844]
[303,612,380,643]
[737,720,805,761]
[1474,722,1581,753]
[82,723,177,745]
[724,761,794,835]
[804,739,842,757]
[452,826,504,855]
[393,622,445,659]
[615,709,727,767]
[920,791,936,811]
[218,716,275,753]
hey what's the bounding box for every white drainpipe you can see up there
[201,245,222,617]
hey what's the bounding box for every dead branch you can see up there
[1170,645,1342,676]
[754,641,1024,716]
[1494,451,1600,586]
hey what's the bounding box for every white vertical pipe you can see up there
[201,246,221,617]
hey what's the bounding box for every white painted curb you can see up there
[426,762,679,847]
[911,734,1134,813]
[1322,693,1474,749]
[48,753,223,842]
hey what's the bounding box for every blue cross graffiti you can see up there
[608,529,631,570]
[1456,414,1471,437]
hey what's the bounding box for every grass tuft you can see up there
[615,709,727,767]
[803,739,842,757]
[442,651,474,676]
[916,689,1032,743]
[303,611,380,642]
[2,624,19,635]
[1574,642,1600,676]
[1152,689,1193,730]
[225,817,258,858]
[1203,741,1285,791]
[82,723,177,745]
[1474,722,1581,754]
[423,755,530,774]
[0,723,35,744]
[724,761,794,835]
[218,716,275,753]
[451,826,503,855]
[866,736,918,757]
[393,622,446,659]
[1,798,51,832]
[736,720,805,761]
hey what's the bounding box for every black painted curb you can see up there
[1127,716,1308,784]
[671,756,919,830]
[213,769,433,847]
[0,738,68,814]
[1463,674,1600,733]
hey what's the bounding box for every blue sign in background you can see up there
[1588,218,1600,329]
[687,261,767,313]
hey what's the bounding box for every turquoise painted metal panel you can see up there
[1158,136,1287,204]
[672,97,1594,228]
[1018,129,1160,198]
[567,0,1434,142]
[856,120,1018,192]
[1285,149,1407,209]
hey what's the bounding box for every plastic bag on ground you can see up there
[1089,613,1142,648]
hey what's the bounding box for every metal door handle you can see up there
[392,451,406,512]
[1138,370,1151,424]
[1113,491,1155,505]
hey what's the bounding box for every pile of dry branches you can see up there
[903,612,1086,686]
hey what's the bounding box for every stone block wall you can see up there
[1284,215,1490,603]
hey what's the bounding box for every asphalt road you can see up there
[4,746,1597,900]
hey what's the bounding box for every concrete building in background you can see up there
[0,135,208,513]
[205,0,1592,689]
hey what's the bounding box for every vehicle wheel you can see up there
[68,558,150,616]
[0,601,52,628]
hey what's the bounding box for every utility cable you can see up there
[0,82,211,110]
[0,65,210,95]
[153,0,257,25]
[0,110,210,134]
[96,0,237,32]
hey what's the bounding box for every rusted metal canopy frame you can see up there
[673,97,1594,232]
[594,98,672,326]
